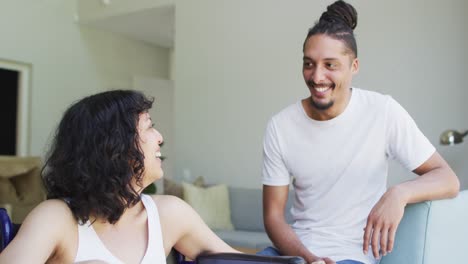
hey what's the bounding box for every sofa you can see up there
[214,187,294,252]
[212,187,468,263]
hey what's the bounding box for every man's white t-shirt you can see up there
[262,88,435,264]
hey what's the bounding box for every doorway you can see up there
[0,59,31,156]
[0,68,19,155]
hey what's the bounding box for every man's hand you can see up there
[310,257,335,264]
[363,187,406,259]
[363,152,459,259]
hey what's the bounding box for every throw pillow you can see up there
[182,182,234,230]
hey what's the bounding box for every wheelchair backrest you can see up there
[0,208,19,253]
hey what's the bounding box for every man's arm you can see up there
[363,151,459,258]
[263,185,335,264]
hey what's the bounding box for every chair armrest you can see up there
[196,253,306,264]
[380,190,468,264]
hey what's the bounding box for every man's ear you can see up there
[351,57,359,75]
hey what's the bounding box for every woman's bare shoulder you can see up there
[0,199,78,263]
[25,199,76,223]
[19,199,77,241]
[150,194,188,212]
[149,194,201,223]
[148,194,199,250]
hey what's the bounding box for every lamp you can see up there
[440,130,468,145]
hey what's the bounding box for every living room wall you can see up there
[0,1,170,157]
[174,0,468,189]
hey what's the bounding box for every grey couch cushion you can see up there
[228,187,295,232]
[215,230,272,249]
[229,187,265,231]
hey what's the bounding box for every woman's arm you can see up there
[0,199,77,263]
[155,195,238,259]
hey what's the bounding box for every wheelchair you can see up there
[1,208,305,264]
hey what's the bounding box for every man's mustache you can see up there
[307,80,334,88]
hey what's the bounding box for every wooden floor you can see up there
[233,246,259,254]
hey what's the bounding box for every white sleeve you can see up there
[385,97,435,171]
[262,118,290,186]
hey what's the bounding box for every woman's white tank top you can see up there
[74,194,166,263]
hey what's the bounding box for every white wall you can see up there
[174,0,468,189]
[353,0,468,189]
[77,0,173,22]
[0,0,169,157]
[80,26,170,89]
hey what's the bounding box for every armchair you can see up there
[0,156,45,223]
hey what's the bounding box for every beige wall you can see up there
[0,0,169,157]
[174,0,468,189]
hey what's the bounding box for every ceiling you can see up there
[83,5,175,48]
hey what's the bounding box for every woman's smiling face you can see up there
[137,111,164,188]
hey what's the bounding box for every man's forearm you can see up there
[265,218,318,263]
[397,164,459,205]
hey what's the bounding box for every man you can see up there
[260,1,459,264]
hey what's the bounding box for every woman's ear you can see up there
[138,133,147,144]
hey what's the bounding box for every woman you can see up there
[0,90,237,263]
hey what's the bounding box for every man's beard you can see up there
[309,97,334,110]
[307,80,335,110]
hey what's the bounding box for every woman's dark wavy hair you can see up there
[304,0,358,58]
[42,90,153,224]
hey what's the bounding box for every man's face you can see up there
[303,34,359,113]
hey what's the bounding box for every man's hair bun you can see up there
[319,0,357,30]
